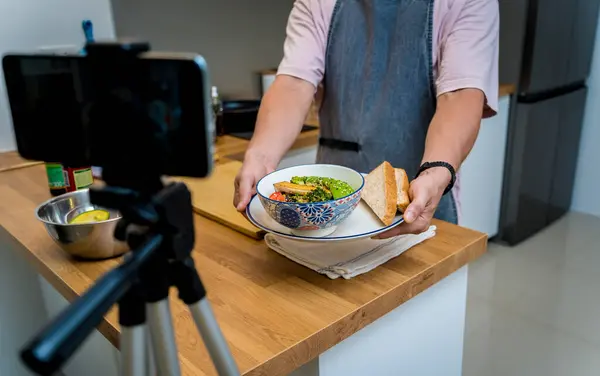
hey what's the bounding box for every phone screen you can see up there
[2,53,212,178]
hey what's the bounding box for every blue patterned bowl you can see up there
[256,164,365,237]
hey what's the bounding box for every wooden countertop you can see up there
[0,83,507,373]
[216,129,319,162]
[0,164,487,376]
[0,151,43,173]
[499,83,516,98]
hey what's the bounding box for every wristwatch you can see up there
[415,161,456,196]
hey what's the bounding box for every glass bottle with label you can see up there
[45,162,68,197]
[63,165,94,192]
[211,86,224,140]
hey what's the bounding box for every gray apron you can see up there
[316,0,458,224]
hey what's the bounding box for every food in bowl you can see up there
[69,209,110,224]
[269,176,355,203]
[36,189,128,260]
[256,164,365,237]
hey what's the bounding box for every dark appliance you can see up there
[222,100,318,140]
[221,100,261,135]
[497,0,600,245]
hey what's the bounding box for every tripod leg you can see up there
[119,282,148,376]
[121,325,147,376]
[173,257,240,376]
[147,300,181,376]
[146,326,157,376]
[189,299,240,376]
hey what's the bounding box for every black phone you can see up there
[2,51,213,178]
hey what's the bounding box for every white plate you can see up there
[247,195,404,242]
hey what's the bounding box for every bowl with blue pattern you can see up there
[256,164,365,237]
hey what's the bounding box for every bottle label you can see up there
[73,168,93,189]
[45,163,65,189]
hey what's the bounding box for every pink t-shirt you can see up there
[277,0,500,115]
[277,0,500,223]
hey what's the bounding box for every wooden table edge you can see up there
[0,160,44,173]
[0,143,491,374]
[5,220,486,375]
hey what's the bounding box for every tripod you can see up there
[20,169,240,376]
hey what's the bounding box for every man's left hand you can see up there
[374,167,451,239]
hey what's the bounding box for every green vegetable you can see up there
[287,187,333,203]
[290,176,354,200]
[307,187,333,202]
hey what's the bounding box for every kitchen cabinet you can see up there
[458,96,511,237]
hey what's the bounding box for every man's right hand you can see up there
[234,153,276,212]
[233,75,316,212]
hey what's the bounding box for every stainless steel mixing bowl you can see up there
[36,189,129,260]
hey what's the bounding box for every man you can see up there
[234,0,499,238]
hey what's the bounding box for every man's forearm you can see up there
[245,75,315,167]
[422,89,485,171]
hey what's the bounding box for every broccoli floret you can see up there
[305,187,333,202]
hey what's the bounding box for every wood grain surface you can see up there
[175,160,264,239]
[499,83,516,98]
[0,164,487,376]
[0,151,43,173]
[221,130,319,163]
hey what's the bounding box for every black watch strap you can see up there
[415,161,456,196]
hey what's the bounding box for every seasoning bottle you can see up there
[63,165,94,192]
[211,86,224,140]
[45,162,68,197]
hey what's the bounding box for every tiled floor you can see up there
[463,212,600,376]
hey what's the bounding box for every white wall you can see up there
[572,12,600,218]
[110,0,294,99]
[0,0,116,152]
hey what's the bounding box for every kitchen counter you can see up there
[218,84,516,163]
[0,84,510,375]
[0,164,487,376]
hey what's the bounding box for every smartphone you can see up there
[2,52,213,178]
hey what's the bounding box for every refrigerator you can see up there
[497,0,600,245]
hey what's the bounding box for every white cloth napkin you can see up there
[264,226,437,279]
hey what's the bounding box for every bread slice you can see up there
[362,161,397,226]
[394,168,411,213]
